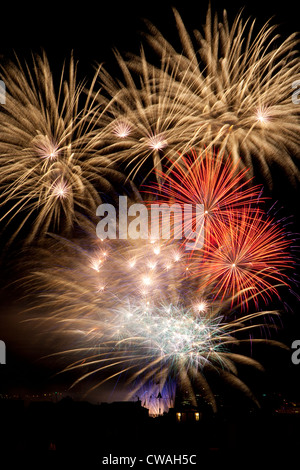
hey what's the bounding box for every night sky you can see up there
[0,0,299,405]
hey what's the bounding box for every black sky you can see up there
[0,1,299,64]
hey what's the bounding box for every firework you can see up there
[20,223,289,411]
[22,226,191,324]
[144,148,264,243]
[194,207,294,308]
[31,283,284,411]
[0,52,127,245]
[143,148,294,309]
[97,300,283,411]
[96,6,300,187]
[95,52,187,182]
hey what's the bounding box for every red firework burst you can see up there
[143,148,294,308]
[144,148,264,243]
[193,207,293,308]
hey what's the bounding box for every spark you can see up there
[194,301,208,314]
[91,258,103,272]
[256,106,271,124]
[145,148,264,242]
[129,259,136,268]
[113,121,132,138]
[142,275,153,286]
[147,134,168,151]
[52,179,69,199]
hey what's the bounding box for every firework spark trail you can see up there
[95,6,300,187]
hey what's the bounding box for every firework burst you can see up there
[29,286,285,412]
[195,207,294,308]
[0,52,127,245]
[144,148,264,243]
[95,6,300,187]
[95,52,186,182]
[143,148,295,309]
[19,221,289,411]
